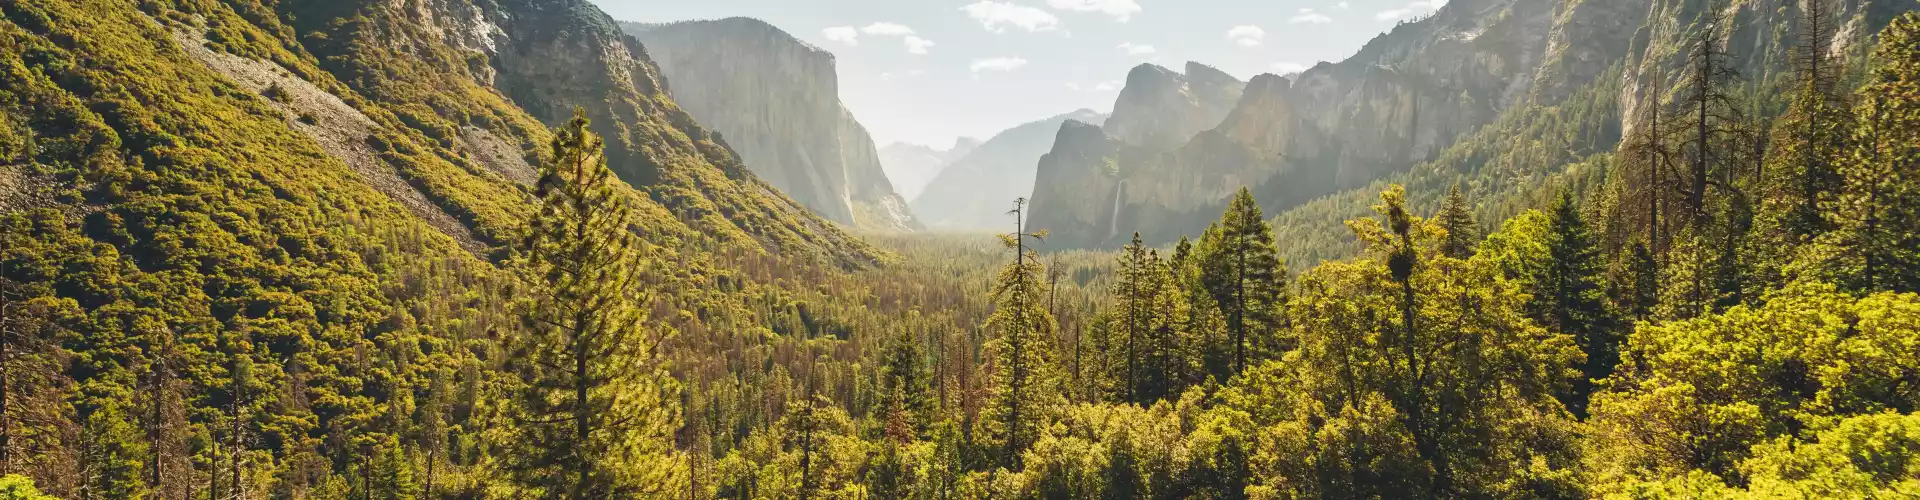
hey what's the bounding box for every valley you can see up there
[0,0,1916,498]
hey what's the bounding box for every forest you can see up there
[0,0,1917,498]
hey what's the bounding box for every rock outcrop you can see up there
[880,138,979,200]
[1103,62,1245,151]
[1029,0,1563,248]
[912,109,1107,230]
[624,18,919,230]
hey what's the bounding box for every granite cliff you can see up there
[624,18,920,230]
[1030,0,1575,248]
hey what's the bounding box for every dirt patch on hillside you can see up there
[0,166,52,214]
[458,125,538,186]
[167,28,487,257]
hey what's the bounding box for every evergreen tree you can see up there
[880,329,929,442]
[1762,0,1849,242]
[1198,188,1287,377]
[1618,242,1661,321]
[1109,233,1154,403]
[504,110,678,498]
[984,199,1059,468]
[78,401,147,500]
[1437,184,1480,259]
[1535,192,1615,417]
[1831,12,1920,293]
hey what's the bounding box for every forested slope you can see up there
[0,0,910,495]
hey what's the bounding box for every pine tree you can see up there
[1763,0,1849,242]
[1619,242,1661,321]
[505,110,677,498]
[880,329,929,442]
[1109,233,1155,403]
[78,401,148,500]
[1535,192,1615,417]
[1670,13,1748,228]
[1437,184,1480,259]
[1832,12,1920,293]
[984,198,1058,467]
[1198,188,1286,377]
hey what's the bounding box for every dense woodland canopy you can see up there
[0,0,1918,499]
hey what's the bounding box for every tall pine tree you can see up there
[1831,12,1920,293]
[505,110,678,498]
[1197,188,1286,377]
[984,199,1059,468]
[1534,192,1615,417]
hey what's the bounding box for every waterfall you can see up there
[1108,179,1129,239]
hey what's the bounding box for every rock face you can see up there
[1103,62,1246,151]
[879,138,979,200]
[1029,0,1564,248]
[911,109,1107,230]
[625,18,919,230]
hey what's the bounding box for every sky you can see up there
[592,0,1446,147]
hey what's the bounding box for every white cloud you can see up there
[904,36,935,55]
[822,26,859,45]
[1289,8,1333,24]
[1046,0,1142,22]
[882,69,930,82]
[961,1,1062,33]
[1064,82,1084,91]
[1271,62,1309,74]
[1376,0,1446,21]
[1335,1,1351,9]
[1117,42,1156,56]
[1226,25,1266,47]
[861,22,916,36]
[971,57,1030,73]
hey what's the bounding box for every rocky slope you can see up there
[624,18,920,231]
[912,109,1107,230]
[880,138,980,200]
[1030,0,1574,248]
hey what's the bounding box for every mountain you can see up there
[911,109,1107,230]
[624,18,919,231]
[1103,62,1247,150]
[1030,0,1560,249]
[879,138,980,200]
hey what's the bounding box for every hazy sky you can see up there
[592,0,1445,147]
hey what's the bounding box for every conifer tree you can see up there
[1437,184,1480,259]
[1619,242,1661,321]
[505,110,677,498]
[1109,233,1155,403]
[985,198,1058,467]
[1832,12,1920,293]
[1535,192,1615,417]
[1198,188,1286,377]
[1763,0,1849,242]
[880,329,929,442]
[78,401,148,500]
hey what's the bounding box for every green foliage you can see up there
[1585,283,1920,492]
[1537,192,1617,417]
[1820,12,1920,294]
[1195,189,1287,377]
[503,112,679,497]
[0,475,53,500]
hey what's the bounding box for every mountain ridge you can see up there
[623,17,921,231]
